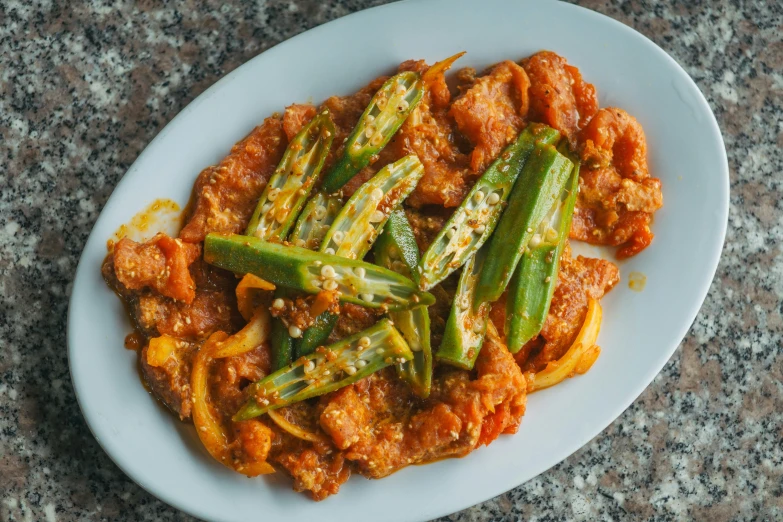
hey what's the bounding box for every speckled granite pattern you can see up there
[0,0,780,520]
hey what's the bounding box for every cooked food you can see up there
[102,51,661,500]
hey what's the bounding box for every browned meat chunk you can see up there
[113,233,200,303]
[573,108,664,258]
[274,447,351,501]
[140,339,197,419]
[134,289,234,340]
[282,103,317,140]
[179,116,287,242]
[450,60,530,173]
[522,51,598,140]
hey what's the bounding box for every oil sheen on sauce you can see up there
[628,271,646,292]
[107,198,182,250]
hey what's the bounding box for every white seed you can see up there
[474,224,486,235]
[473,190,485,204]
[314,260,322,266]
[344,365,357,376]
[375,348,384,354]
[487,193,500,205]
[359,336,371,348]
[365,125,376,139]
[459,295,469,310]
[544,276,551,283]
[397,99,409,112]
[323,369,331,376]
[366,114,376,123]
[276,208,288,223]
[321,265,336,278]
[369,209,385,223]
[304,360,315,372]
[527,227,533,233]
[295,239,306,247]
[371,188,384,200]
[500,164,510,172]
[446,228,456,238]
[288,325,302,338]
[370,132,384,146]
[324,247,336,255]
[529,234,542,247]
[355,359,367,368]
[472,321,485,333]
[272,298,285,310]
[395,84,407,96]
[313,205,327,220]
[360,293,374,302]
[324,279,339,291]
[546,228,558,241]
[332,230,345,245]
[392,260,406,273]
[377,97,387,109]
[354,267,366,279]
[267,187,281,201]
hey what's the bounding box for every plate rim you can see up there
[67,0,730,520]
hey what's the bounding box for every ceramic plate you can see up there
[68,0,729,520]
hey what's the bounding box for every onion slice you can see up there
[236,273,275,321]
[266,409,327,444]
[528,298,602,392]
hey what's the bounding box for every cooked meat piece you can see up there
[140,339,197,420]
[450,60,530,173]
[319,387,372,450]
[274,447,351,501]
[113,233,200,304]
[400,60,472,208]
[134,289,235,340]
[212,345,271,412]
[329,303,382,343]
[231,419,275,466]
[282,103,317,140]
[404,206,450,252]
[573,108,663,258]
[179,116,287,242]
[522,51,598,140]
[517,244,619,371]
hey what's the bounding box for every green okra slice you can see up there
[417,124,561,291]
[320,155,424,259]
[270,314,294,371]
[374,210,432,398]
[245,109,335,241]
[436,247,490,370]
[234,319,412,420]
[290,192,343,251]
[204,233,434,311]
[474,143,574,307]
[321,72,424,193]
[297,155,424,354]
[506,145,580,352]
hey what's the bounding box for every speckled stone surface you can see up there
[1,0,780,520]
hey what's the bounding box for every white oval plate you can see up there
[68,0,728,520]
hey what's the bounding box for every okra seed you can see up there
[446,228,456,238]
[369,210,385,223]
[332,231,345,245]
[324,279,339,291]
[473,191,485,204]
[412,294,420,303]
[360,293,374,302]
[295,239,306,247]
[276,208,288,223]
[474,224,486,235]
[314,260,322,267]
[375,348,384,355]
[395,85,407,96]
[527,227,533,233]
[272,298,285,310]
[354,267,366,279]
[472,321,485,333]
[364,126,376,139]
[366,114,375,123]
[267,187,280,201]
[546,228,558,241]
[355,359,367,368]
[344,365,357,376]
[321,265,336,278]
[500,164,510,172]
[392,260,406,273]
[397,99,409,112]
[529,234,542,247]
[371,132,384,146]
[359,336,371,348]
[545,276,551,283]
[324,247,336,255]
[304,360,315,372]
[377,97,387,110]
[288,325,303,338]
[371,188,384,201]
[459,295,469,310]
[487,192,501,205]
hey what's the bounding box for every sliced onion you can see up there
[236,273,275,322]
[212,307,271,359]
[266,409,327,444]
[529,298,602,392]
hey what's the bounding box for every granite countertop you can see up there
[1,0,781,520]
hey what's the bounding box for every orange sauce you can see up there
[628,271,646,292]
[107,198,182,250]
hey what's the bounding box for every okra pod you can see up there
[321,72,424,193]
[290,192,343,250]
[474,143,574,306]
[436,247,490,370]
[246,109,335,241]
[298,155,424,354]
[270,314,294,371]
[321,155,424,259]
[204,233,434,311]
[374,210,432,397]
[506,146,580,352]
[417,124,561,290]
[234,319,412,420]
